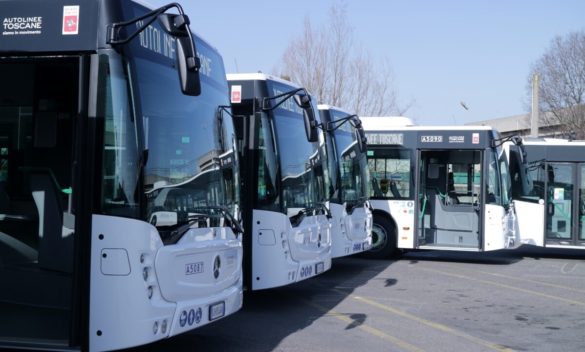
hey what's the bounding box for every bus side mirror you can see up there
[176,37,201,96]
[352,117,367,153]
[159,14,201,96]
[296,94,318,142]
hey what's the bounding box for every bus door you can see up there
[0,57,82,348]
[418,150,481,249]
[507,144,545,247]
[544,162,585,247]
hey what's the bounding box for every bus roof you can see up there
[317,104,353,116]
[361,117,495,133]
[521,137,585,146]
[226,73,305,91]
[360,116,416,128]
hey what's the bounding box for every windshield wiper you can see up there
[158,213,211,245]
[290,203,332,227]
[346,198,367,214]
[191,205,244,237]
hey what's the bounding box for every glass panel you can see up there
[274,110,323,213]
[579,164,585,241]
[256,115,279,211]
[546,163,573,240]
[526,159,547,201]
[100,54,140,219]
[499,151,511,206]
[444,151,480,205]
[329,110,368,205]
[486,149,502,205]
[0,58,77,345]
[102,35,240,240]
[367,148,412,199]
[264,81,326,217]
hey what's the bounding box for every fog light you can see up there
[153,321,159,334]
[143,267,149,281]
[140,253,146,264]
[161,319,167,334]
[147,286,154,299]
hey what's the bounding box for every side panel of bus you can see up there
[514,200,546,246]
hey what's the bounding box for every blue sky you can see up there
[150,0,585,125]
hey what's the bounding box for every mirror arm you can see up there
[326,114,358,132]
[107,2,199,70]
[107,3,184,45]
[261,88,306,111]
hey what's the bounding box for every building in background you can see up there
[466,111,568,138]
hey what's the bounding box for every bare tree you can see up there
[277,4,408,116]
[528,30,585,139]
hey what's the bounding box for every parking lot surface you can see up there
[128,246,585,352]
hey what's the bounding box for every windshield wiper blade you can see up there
[191,205,244,236]
[346,197,369,213]
[290,203,332,227]
[158,213,211,245]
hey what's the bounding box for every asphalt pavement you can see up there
[127,245,585,352]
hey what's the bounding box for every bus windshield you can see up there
[329,109,369,206]
[100,34,239,236]
[266,81,326,216]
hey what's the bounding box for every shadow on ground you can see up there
[123,256,395,352]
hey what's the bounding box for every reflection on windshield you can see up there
[100,40,240,238]
[256,81,328,217]
[274,113,323,212]
[330,110,369,205]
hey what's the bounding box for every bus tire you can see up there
[363,215,397,259]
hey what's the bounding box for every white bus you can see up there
[227,73,332,290]
[506,138,585,249]
[317,105,372,258]
[0,1,242,350]
[362,117,520,257]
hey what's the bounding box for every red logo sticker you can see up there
[62,6,80,35]
[231,85,242,104]
[472,133,480,144]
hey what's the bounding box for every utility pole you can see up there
[530,73,539,137]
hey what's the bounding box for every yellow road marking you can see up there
[419,267,585,307]
[349,294,515,352]
[302,299,424,352]
[471,269,585,294]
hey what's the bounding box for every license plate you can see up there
[209,301,225,321]
[315,262,325,274]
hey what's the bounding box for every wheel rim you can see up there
[369,223,387,252]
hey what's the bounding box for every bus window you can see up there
[368,148,412,199]
[0,147,7,182]
[487,150,502,205]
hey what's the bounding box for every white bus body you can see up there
[227,73,332,290]
[318,105,372,258]
[0,1,242,350]
[362,117,518,257]
[506,138,585,249]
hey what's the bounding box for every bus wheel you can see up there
[364,215,397,259]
